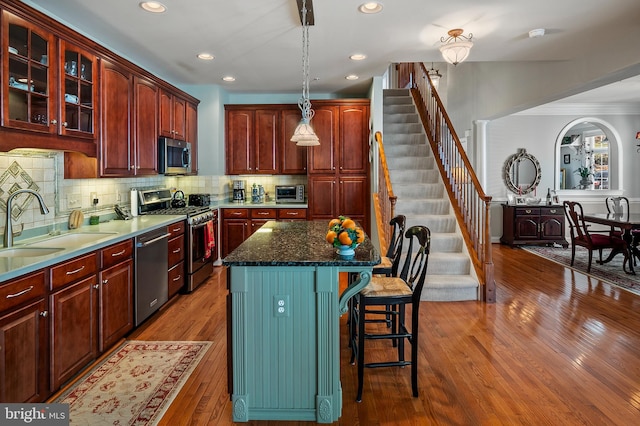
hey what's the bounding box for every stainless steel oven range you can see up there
[137,188,217,292]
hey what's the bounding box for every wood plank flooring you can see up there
[124,244,640,425]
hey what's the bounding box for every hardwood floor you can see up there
[127,244,640,425]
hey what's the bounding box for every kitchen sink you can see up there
[0,247,65,258]
[28,232,118,248]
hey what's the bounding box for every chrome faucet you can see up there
[3,189,50,248]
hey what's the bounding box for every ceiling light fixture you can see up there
[358,2,383,14]
[427,63,442,89]
[291,0,319,147]
[350,53,367,61]
[197,53,214,60]
[528,28,545,38]
[440,29,473,66]
[222,76,236,82]
[345,74,359,80]
[139,1,167,13]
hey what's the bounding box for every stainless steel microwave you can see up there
[275,185,305,203]
[158,137,191,175]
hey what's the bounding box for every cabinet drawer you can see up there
[541,207,562,216]
[515,207,540,216]
[51,253,98,290]
[101,239,133,270]
[278,208,307,220]
[168,221,186,238]
[168,234,185,266]
[168,261,185,298]
[251,208,276,219]
[223,208,248,219]
[0,270,47,313]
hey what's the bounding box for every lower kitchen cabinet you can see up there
[50,274,98,391]
[168,221,186,298]
[222,208,250,258]
[308,175,368,234]
[99,240,134,352]
[0,270,49,402]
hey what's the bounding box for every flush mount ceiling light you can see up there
[197,53,214,60]
[528,28,545,38]
[358,2,383,14]
[345,74,359,80]
[350,53,367,61]
[427,63,442,89]
[139,1,166,13]
[291,0,319,146]
[222,76,236,82]
[440,29,473,66]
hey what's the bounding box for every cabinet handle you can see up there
[525,209,532,214]
[172,248,181,254]
[103,279,109,285]
[232,212,242,216]
[50,119,58,125]
[40,311,48,318]
[257,212,269,216]
[62,121,68,127]
[111,249,126,257]
[66,265,85,275]
[285,212,299,216]
[549,209,557,213]
[6,286,33,299]
[172,275,181,282]
[93,284,100,289]
[172,227,181,232]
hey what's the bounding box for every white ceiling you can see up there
[21,0,640,103]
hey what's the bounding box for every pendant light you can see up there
[291,0,319,146]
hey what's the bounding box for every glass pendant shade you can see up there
[440,29,473,66]
[291,118,319,146]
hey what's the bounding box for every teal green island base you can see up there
[223,221,380,423]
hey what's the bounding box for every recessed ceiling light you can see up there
[358,2,383,14]
[350,53,367,61]
[528,28,545,38]
[140,2,167,13]
[222,76,236,82]
[345,75,359,80]
[197,53,214,60]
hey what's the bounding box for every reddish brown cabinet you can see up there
[168,221,186,298]
[133,76,159,175]
[225,108,278,175]
[500,204,568,247]
[160,89,186,141]
[100,60,132,176]
[280,107,308,174]
[0,271,48,403]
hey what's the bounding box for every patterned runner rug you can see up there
[522,245,640,296]
[54,340,211,425]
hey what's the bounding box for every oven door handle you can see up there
[191,220,213,230]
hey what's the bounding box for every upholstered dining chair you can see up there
[372,215,406,277]
[349,225,431,402]
[563,201,628,272]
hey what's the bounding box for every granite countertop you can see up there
[0,215,185,282]
[223,220,380,266]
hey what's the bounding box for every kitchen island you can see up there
[223,220,380,423]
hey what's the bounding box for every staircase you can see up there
[383,89,479,301]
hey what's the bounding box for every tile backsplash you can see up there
[0,151,308,240]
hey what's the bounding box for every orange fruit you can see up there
[338,231,352,246]
[328,218,341,229]
[356,228,365,243]
[342,218,356,229]
[326,231,337,244]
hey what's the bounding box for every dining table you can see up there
[581,212,640,274]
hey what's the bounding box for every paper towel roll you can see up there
[130,189,138,216]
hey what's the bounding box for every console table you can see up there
[223,221,380,423]
[501,204,569,247]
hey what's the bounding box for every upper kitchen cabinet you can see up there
[160,89,186,141]
[280,107,308,175]
[0,10,98,154]
[2,11,55,134]
[307,102,369,175]
[186,101,198,175]
[225,107,278,175]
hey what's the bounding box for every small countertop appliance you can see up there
[232,180,246,203]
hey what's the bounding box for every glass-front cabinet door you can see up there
[60,40,96,139]
[2,11,55,133]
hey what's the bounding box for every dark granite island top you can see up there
[224,220,379,423]
[223,220,380,266]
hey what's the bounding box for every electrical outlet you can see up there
[90,192,98,205]
[274,295,289,317]
[67,194,81,209]
[116,191,122,202]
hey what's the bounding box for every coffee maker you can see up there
[232,180,246,203]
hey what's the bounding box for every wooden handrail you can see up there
[396,63,495,302]
[373,131,397,255]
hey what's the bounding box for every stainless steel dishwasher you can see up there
[135,227,170,325]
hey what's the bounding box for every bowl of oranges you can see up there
[326,216,365,258]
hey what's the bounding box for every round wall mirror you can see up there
[503,148,541,194]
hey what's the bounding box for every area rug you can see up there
[54,340,212,425]
[522,245,640,296]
